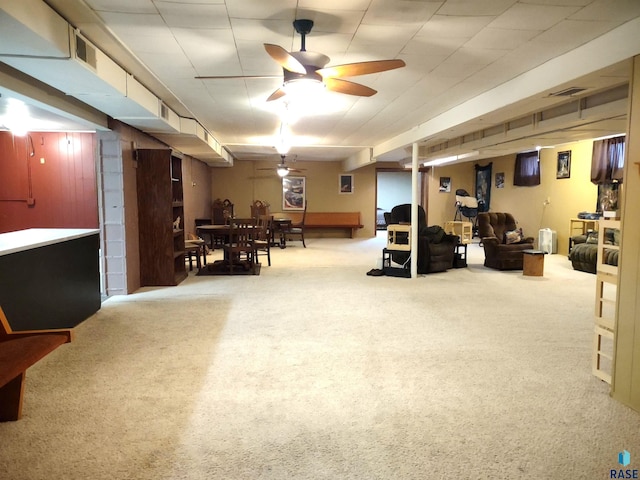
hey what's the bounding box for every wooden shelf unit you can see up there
[593,218,620,384]
[136,149,187,286]
[568,218,598,255]
[444,221,473,244]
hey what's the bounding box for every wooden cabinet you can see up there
[136,149,187,286]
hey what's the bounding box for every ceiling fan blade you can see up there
[325,78,377,97]
[266,88,287,102]
[264,44,307,74]
[317,59,406,78]
[195,75,280,79]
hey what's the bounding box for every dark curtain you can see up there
[591,136,625,184]
[475,163,492,212]
[513,151,540,186]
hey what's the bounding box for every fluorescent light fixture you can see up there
[0,98,29,136]
[592,133,625,141]
[422,151,479,167]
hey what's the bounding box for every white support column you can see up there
[411,142,419,278]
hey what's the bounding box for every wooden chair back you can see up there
[250,200,270,218]
[212,198,234,225]
[227,218,255,250]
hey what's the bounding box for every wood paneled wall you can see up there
[0,131,98,233]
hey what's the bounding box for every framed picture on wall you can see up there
[282,176,306,210]
[439,177,451,192]
[557,151,571,179]
[475,163,492,212]
[339,174,353,194]
[495,172,505,188]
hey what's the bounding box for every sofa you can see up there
[388,204,458,273]
[477,212,535,270]
[569,230,619,273]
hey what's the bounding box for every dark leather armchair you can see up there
[388,204,458,273]
[477,212,534,270]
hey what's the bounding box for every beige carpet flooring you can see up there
[1,234,639,479]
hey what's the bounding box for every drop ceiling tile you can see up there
[465,27,541,50]
[155,2,229,29]
[569,0,640,22]
[86,0,157,13]
[173,28,238,67]
[299,10,365,35]
[225,0,296,19]
[363,0,441,25]
[437,0,517,16]
[445,46,509,65]
[98,12,166,34]
[416,14,494,38]
[402,36,467,57]
[137,51,193,73]
[532,19,617,47]
[400,53,451,73]
[490,3,582,31]
[230,18,293,43]
[351,24,421,47]
[299,0,370,12]
[118,32,183,54]
[520,0,591,6]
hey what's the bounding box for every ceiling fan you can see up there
[257,154,305,177]
[196,19,406,101]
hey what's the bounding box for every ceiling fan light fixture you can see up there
[277,165,290,177]
[283,78,325,99]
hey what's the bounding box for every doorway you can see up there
[375,168,430,229]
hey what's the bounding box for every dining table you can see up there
[196,223,258,274]
[270,218,292,249]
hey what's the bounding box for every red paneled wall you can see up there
[0,131,98,233]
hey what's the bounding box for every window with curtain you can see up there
[513,150,540,186]
[591,135,625,184]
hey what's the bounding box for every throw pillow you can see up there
[504,229,522,244]
[585,231,599,244]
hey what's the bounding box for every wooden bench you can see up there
[273,211,364,238]
[0,307,73,421]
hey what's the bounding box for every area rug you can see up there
[196,260,261,276]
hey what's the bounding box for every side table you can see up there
[522,249,545,276]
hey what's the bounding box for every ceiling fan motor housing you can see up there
[284,51,329,83]
[293,19,314,35]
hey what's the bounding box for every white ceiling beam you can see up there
[373,16,640,160]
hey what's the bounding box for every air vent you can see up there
[75,35,97,70]
[550,87,587,97]
[160,102,169,120]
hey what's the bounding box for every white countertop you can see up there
[0,228,100,256]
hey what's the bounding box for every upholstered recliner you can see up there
[477,212,535,270]
[388,204,458,273]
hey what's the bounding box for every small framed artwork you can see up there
[495,172,505,189]
[439,177,451,192]
[339,174,353,194]
[557,151,571,179]
[282,176,306,210]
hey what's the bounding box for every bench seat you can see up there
[0,308,72,421]
[273,211,364,238]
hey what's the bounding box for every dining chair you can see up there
[223,217,256,274]
[211,198,234,249]
[286,201,307,248]
[253,214,272,266]
[250,200,270,218]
